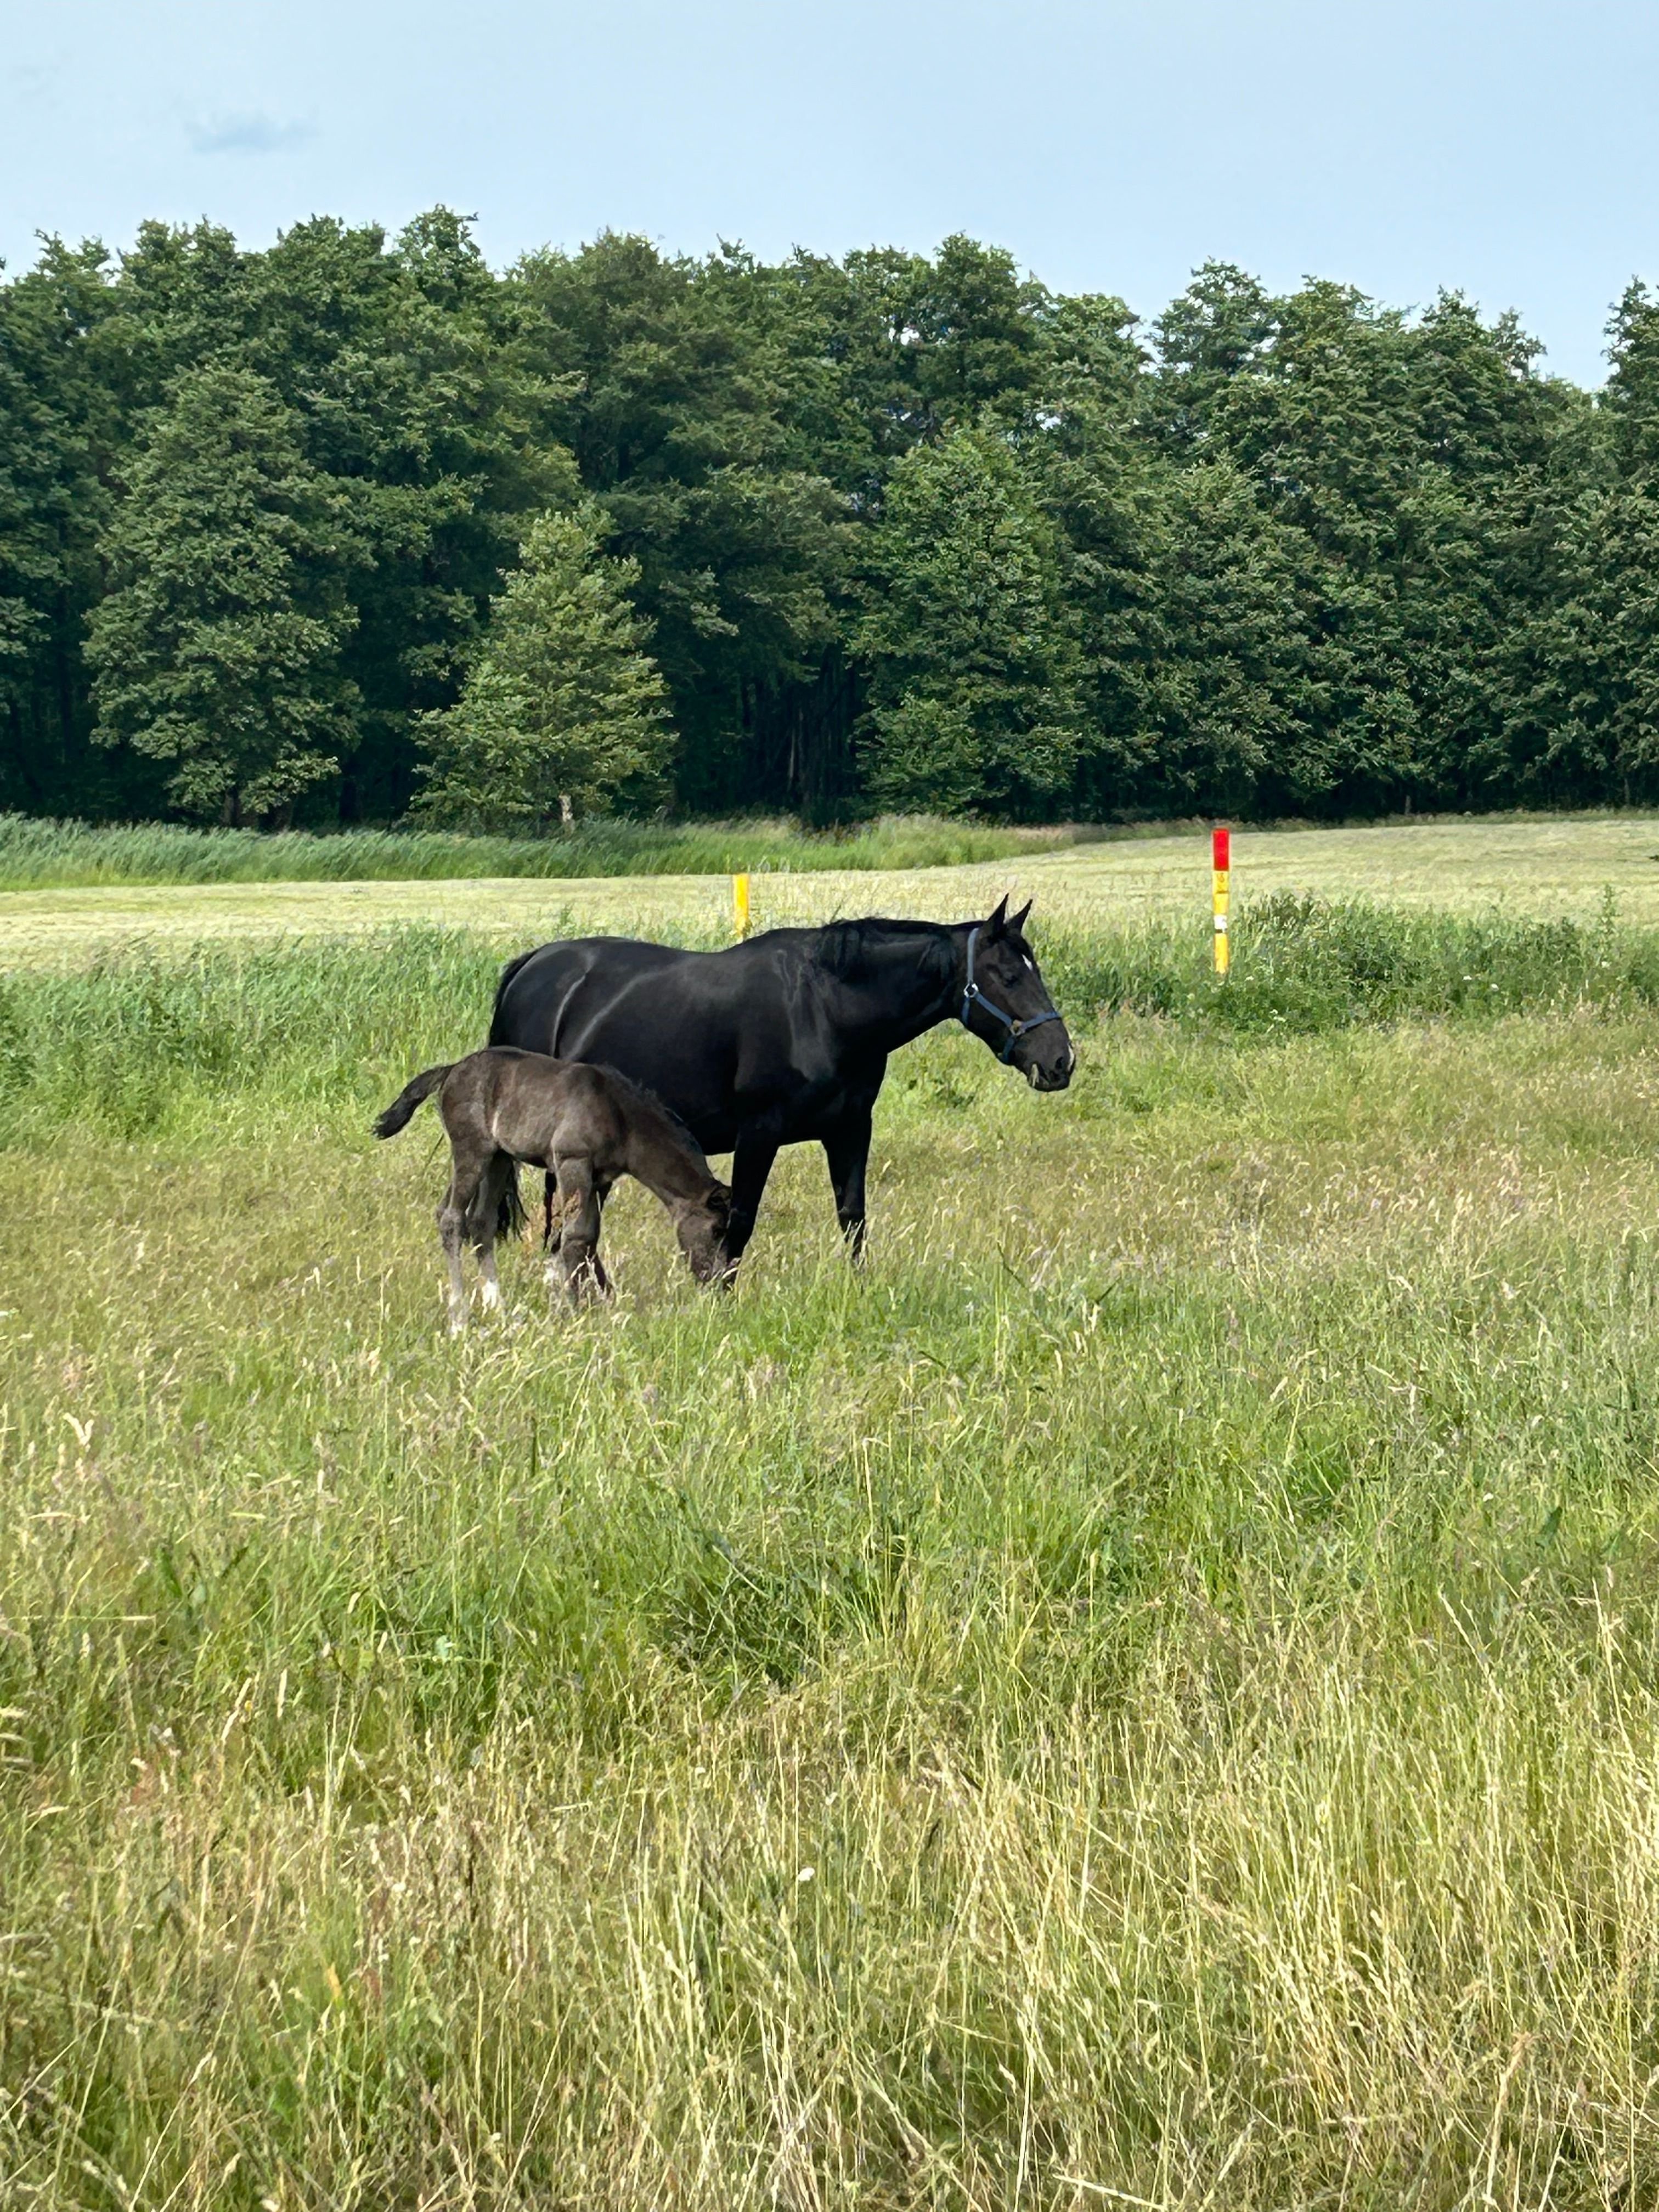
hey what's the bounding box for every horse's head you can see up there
[679,1180,735,1284]
[958,897,1074,1092]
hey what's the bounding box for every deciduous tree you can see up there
[86,362,357,823]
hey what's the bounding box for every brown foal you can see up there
[375,1047,732,1329]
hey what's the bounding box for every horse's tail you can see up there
[498,1165,527,1241]
[373,1063,453,1140]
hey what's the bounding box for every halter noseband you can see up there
[958,926,1064,1063]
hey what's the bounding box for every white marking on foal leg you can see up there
[477,1217,505,1312]
[439,1205,468,1335]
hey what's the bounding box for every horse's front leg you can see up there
[542,1169,563,1286]
[545,1171,611,1293]
[542,1171,560,1248]
[552,1160,607,1306]
[822,1105,873,1263]
[723,1130,780,1275]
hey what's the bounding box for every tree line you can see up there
[3,208,1658,828]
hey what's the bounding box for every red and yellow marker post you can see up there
[1212,826,1231,977]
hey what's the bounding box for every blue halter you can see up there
[958,926,1064,1063]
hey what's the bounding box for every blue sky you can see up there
[2,0,1653,386]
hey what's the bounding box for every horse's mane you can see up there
[815,916,955,983]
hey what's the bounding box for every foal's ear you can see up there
[709,1180,733,1218]
[985,894,1011,939]
[1009,898,1033,935]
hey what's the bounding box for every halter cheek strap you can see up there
[958,926,1064,1063]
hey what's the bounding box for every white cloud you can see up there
[188,112,315,157]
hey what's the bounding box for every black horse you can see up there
[487,895,1073,1268]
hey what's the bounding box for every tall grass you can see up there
[1062,885,1659,1031]
[3,894,1658,1148]
[5,905,1659,2202]
[0,811,1075,891]
[3,1018,1658,2205]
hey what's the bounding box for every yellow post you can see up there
[733,872,751,939]
[1211,826,1231,977]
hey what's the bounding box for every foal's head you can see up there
[676,1181,733,1284]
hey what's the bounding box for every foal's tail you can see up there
[373,1063,453,1140]
[374,1063,527,1241]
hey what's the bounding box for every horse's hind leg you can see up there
[437,1124,495,1333]
[469,1153,515,1315]
[438,1172,476,1334]
[542,1169,563,1286]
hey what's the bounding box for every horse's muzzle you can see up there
[1025,1043,1074,1092]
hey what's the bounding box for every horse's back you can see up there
[442,1046,628,1173]
[489,930,821,1154]
[493,936,736,1145]
[490,931,817,1053]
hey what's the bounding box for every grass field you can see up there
[4,824,1659,2207]
[5,811,1659,964]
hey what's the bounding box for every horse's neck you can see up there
[837,928,961,1049]
[627,1122,709,1211]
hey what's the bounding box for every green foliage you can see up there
[414,504,672,825]
[86,363,360,822]
[4,213,1659,827]
[0,239,142,815]
[858,425,1086,815]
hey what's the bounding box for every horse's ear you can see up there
[1010,898,1033,935]
[985,894,1010,939]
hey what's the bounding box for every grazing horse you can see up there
[488,895,1072,1271]
[374,1047,732,1327]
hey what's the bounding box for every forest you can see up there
[3,207,1657,829]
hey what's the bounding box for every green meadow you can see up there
[3,828,1659,2207]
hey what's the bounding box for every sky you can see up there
[2,0,1654,387]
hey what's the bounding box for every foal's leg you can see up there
[588,1177,614,1296]
[470,1153,515,1314]
[545,1171,611,1293]
[438,1127,495,1333]
[551,1158,606,1306]
[438,1171,479,1334]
